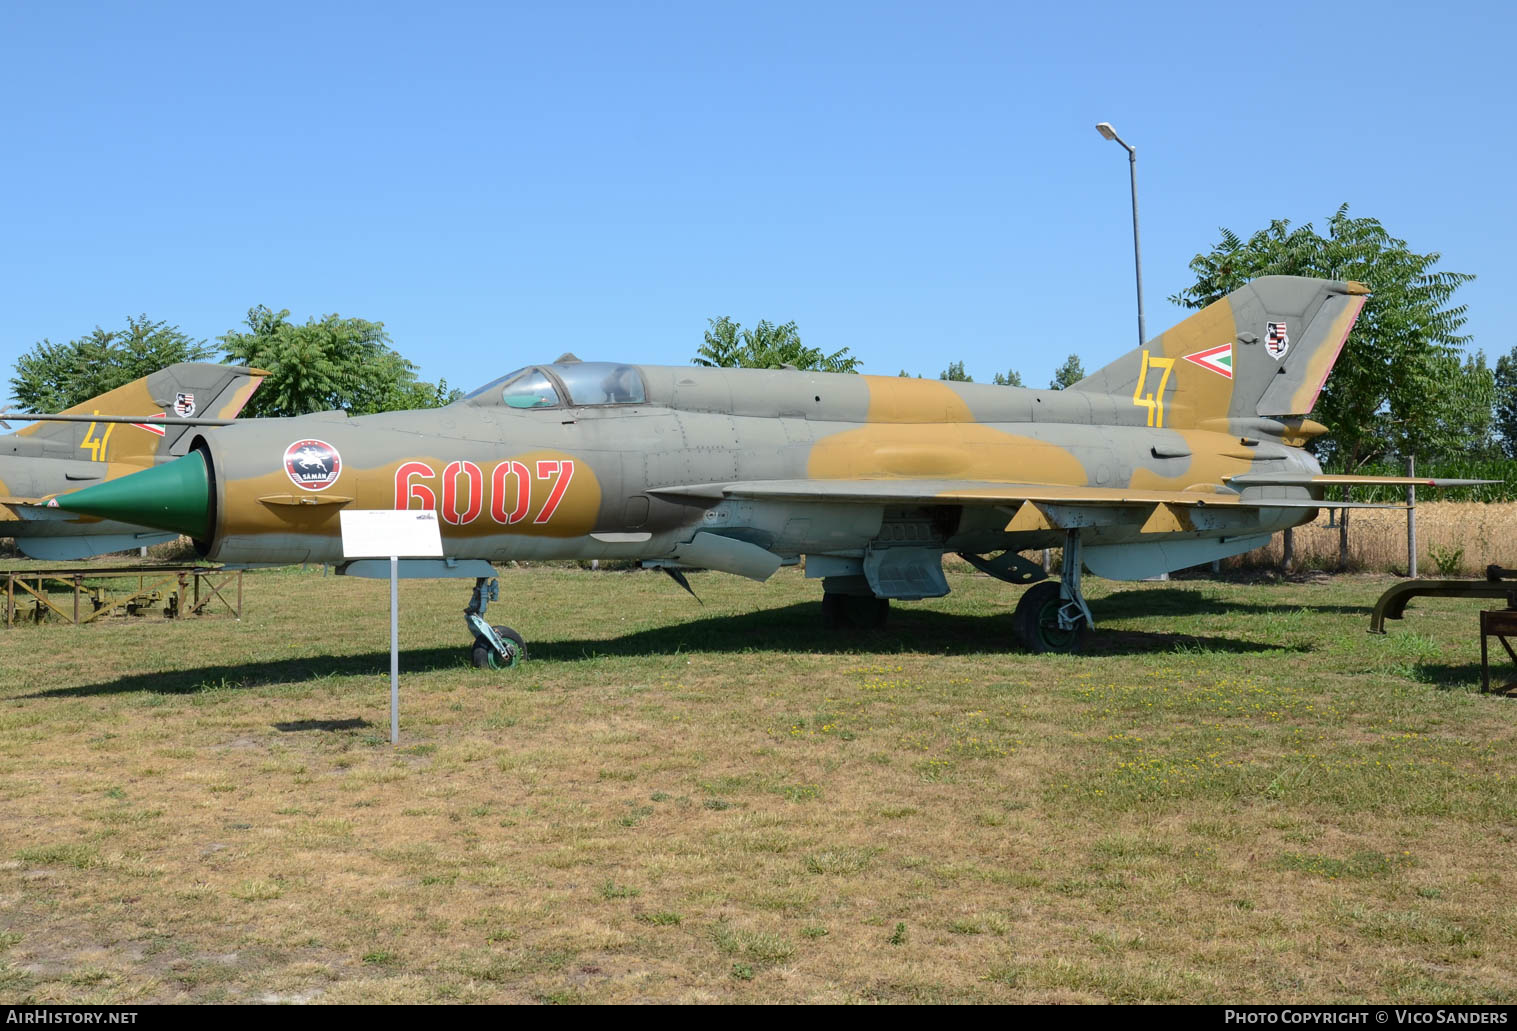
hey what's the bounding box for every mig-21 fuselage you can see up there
[50,277,1486,659]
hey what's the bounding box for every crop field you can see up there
[1235,503,1517,576]
[1,561,1515,1004]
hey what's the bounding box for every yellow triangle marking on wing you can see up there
[1141,503,1192,535]
[1004,500,1052,533]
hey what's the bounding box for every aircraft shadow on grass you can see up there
[27,601,1303,700]
[1096,588,1370,620]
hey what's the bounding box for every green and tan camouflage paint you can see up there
[54,278,1391,588]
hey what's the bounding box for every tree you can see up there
[220,306,459,417]
[1172,204,1480,568]
[939,360,972,382]
[1050,355,1085,390]
[693,317,861,373]
[9,316,216,412]
[993,369,1024,387]
[1430,352,1500,462]
[1496,346,1517,458]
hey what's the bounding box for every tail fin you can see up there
[12,363,266,464]
[1070,276,1369,429]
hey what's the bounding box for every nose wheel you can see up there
[472,624,526,668]
[465,577,527,668]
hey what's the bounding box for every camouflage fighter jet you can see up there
[1,363,265,558]
[44,277,1483,660]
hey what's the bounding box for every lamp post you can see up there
[1095,122,1146,347]
[1097,122,1164,579]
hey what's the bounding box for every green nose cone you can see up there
[53,452,211,541]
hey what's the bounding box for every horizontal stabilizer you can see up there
[1226,473,1496,489]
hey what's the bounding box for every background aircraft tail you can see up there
[1069,276,1369,430]
[11,363,266,465]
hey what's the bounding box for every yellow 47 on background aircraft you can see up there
[47,278,1484,661]
[2,364,265,559]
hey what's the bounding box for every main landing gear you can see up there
[821,591,890,630]
[818,572,890,630]
[466,577,526,669]
[1013,530,1094,654]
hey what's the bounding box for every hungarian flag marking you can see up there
[1181,343,1234,380]
[131,413,167,436]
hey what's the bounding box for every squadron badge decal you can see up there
[1266,321,1289,360]
[284,439,342,491]
[174,392,196,417]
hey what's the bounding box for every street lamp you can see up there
[1095,122,1146,347]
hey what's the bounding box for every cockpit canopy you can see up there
[464,362,646,409]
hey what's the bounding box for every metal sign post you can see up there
[339,510,444,745]
[390,555,399,743]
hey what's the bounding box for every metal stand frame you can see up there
[3,565,242,627]
[1481,609,1517,695]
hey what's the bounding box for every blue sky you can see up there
[2,1,1512,402]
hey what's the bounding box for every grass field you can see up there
[1,561,1515,1004]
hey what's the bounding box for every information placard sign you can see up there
[337,509,447,745]
[339,509,443,559]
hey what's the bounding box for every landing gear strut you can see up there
[1014,530,1094,654]
[465,577,525,668]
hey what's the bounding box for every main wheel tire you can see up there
[822,593,889,630]
[471,624,526,669]
[821,592,844,630]
[1015,581,1086,654]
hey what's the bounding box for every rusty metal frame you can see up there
[1481,610,1517,695]
[1370,565,1517,635]
[2,566,242,627]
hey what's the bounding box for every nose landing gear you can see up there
[466,577,526,668]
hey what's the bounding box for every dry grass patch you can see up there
[0,563,1515,1002]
